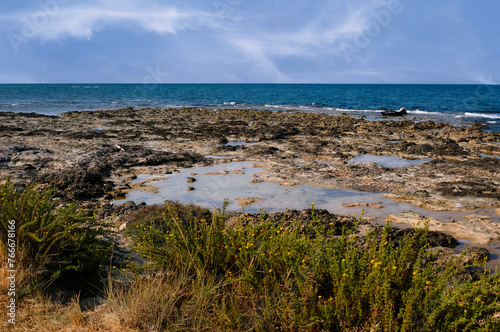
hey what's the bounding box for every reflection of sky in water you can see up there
[226,141,256,146]
[117,160,500,270]
[348,154,433,168]
[119,162,483,224]
[479,153,500,159]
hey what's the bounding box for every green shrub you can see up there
[0,179,119,294]
[125,201,500,331]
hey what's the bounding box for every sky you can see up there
[0,0,499,84]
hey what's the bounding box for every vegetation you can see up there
[1,181,499,331]
[118,201,500,331]
[0,179,119,295]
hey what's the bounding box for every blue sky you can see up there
[0,0,498,83]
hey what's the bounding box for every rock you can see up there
[96,201,142,220]
[413,190,430,198]
[103,181,115,191]
[187,186,195,191]
[436,181,500,199]
[217,136,228,144]
[387,228,459,248]
[34,167,106,199]
[433,140,467,156]
[342,202,384,209]
[390,211,500,245]
[187,177,196,183]
[234,197,263,206]
[426,231,460,247]
[114,191,126,198]
[458,247,490,263]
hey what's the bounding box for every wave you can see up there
[462,112,500,119]
[407,109,442,115]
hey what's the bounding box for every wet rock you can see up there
[234,197,263,206]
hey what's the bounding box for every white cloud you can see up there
[230,1,399,56]
[2,5,218,41]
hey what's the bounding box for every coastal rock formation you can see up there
[389,211,500,245]
[0,108,498,249]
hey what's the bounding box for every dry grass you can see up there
[1,271,223,332]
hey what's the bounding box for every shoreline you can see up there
[1,107,499,256]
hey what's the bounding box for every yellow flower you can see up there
[268,269,272,273]
[426,281,431,285]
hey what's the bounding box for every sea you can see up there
[1,84,499,132]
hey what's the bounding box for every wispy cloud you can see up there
[2,5,218,41]
[222,1,389,70]
[1,0,497,83]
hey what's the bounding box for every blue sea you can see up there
[1,84,499,132]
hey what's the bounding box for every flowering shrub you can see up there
[124,201,500,331]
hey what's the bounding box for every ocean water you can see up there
[0,84,499,132]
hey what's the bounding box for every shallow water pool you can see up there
[348,154,433,168]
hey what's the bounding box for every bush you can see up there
[0,179,119,294]
[123,201,500,331]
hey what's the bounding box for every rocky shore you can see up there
[1,107,499,248]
